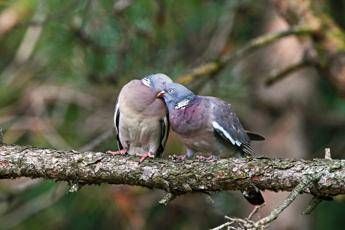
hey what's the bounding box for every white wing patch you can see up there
[212,121,242,146]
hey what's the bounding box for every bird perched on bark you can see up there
[107,73,172,163]
[156,82,265,205]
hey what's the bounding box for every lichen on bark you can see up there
[0,144,344,197]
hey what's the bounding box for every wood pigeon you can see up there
[157,82,265,205]
[107,73,172,163]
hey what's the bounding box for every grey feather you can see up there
[210,99,253,156]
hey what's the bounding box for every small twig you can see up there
[264,60,314,86]
[256,173,322,227]
[210,206,264,230]
[204,193,215,206]
[210,221,233,230]
[301,147,334,215]
[324,147,332,160]
[247,204,265,220]
[158,192,176,206]
[68,182,81,193]
[212,173,324,230]
[224,216,256,230]
[302,196,323,215]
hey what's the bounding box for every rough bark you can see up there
[0,144,344,197]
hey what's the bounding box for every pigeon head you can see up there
[141,73,173,93]
[158,82,196,110]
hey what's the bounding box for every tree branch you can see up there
[256,172,322,227]
[177,25,315,85]
[212,173,322,230]
[0,144,344,197]
[264,60,315,86]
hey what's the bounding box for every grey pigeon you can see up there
[107,73,172,163]
[158,82,265,205]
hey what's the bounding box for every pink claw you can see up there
[106,149,127,155]
[139,152,154,163]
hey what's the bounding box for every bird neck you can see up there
[173,95,197,110]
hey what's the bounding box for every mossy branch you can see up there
[264,60,315,86]
[177,25,315,85]
[0,144,344,197]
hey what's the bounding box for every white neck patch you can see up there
[175,99,190,109]
[141,77,151,87]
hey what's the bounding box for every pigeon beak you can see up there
[156,91,165,98]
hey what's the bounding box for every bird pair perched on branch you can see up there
[108,73,265,205]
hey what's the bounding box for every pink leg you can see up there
[139,152,154,163]
[106,149,127,155]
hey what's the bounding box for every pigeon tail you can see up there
[242,185,265,205]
